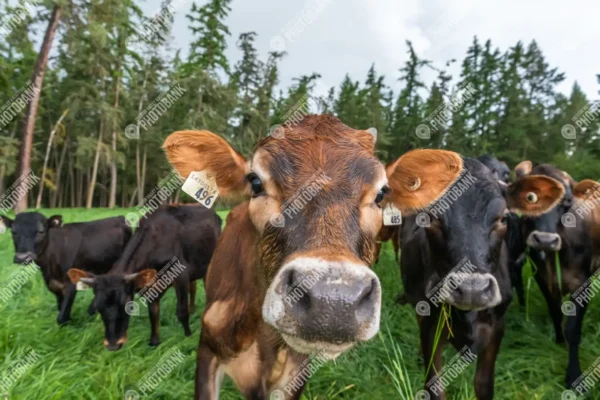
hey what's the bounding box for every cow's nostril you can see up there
[483,278,492,293]
[357,278,376,308]
[296,287,311,313]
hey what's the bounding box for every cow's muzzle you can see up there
[13,252,36,264]
[527,231,562,251]
[441,272,502,311]
[262,258,381,359]
[104,336,127,351]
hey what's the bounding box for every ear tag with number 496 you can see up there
[383,204,402,226]
[76,281,90,291]
[182,171,219,208]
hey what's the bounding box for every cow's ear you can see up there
[506,175,565,216]
[561,171,578,190]
[514,160,532,178]
[163,130,249,198]
[125,269,157,289]
[386,149,463,214]
[67,268,96,285]
[573,180,600,201]
[47,215,63,228]
[0,216,13,228]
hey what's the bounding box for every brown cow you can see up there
[162,114,465,399]
[515,161,600,389]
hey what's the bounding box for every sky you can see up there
[147,0,599,100]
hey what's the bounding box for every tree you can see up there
[14,4,61,212]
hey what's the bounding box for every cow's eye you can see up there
[247,173,264,197]
[375,186,389,206]
[526,192,538,203]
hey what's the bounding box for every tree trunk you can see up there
[36,110,68,209]
[109,61,121,208]
[140,145,147,200]
[51,133,69,208]
[135,67,149,204]
[86,119,104,209]
[14,5,62,212]
[128,187,138,208]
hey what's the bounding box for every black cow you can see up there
[477,154,510,184]
[515,160,600,389]
[400,158,565,399]
[478,155,527,306]
[67,204,221,350]
[1,212,132,325]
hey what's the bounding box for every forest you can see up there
[1,0,599,211]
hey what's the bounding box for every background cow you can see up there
[67,204,221,350]
[162,114,465,399]
[400,157,565,399]
[0,213,132,325]
[514,160,600,388]
[477,154,526,306]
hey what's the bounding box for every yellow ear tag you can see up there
[182,171,220,208]
[383,204,402,226]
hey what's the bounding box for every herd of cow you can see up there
[1,114,599,399]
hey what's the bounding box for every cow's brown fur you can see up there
[164,115,466,399]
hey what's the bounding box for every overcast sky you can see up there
[148,0,599,99]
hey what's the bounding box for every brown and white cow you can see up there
[515,161,600,389]
[162,115,465,399]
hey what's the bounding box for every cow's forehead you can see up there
[252,138,383,196]
[14,212,45,227]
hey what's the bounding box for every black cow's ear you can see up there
[47,215,63,228]
[67,268,96,285]
[0,216,13,228]
[125,269,157,289]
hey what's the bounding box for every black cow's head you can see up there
[67,268,156,350]
[1,212,62,264]
[515,161,598,256]
[420,158,565,311]
[477,154,511,184]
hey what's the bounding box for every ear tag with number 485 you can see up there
[182,171,219,208]
[383,204,402,226]
[76,281,90,291]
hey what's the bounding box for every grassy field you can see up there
[1,208,599,399]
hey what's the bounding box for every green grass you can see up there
[1,208,600,399]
